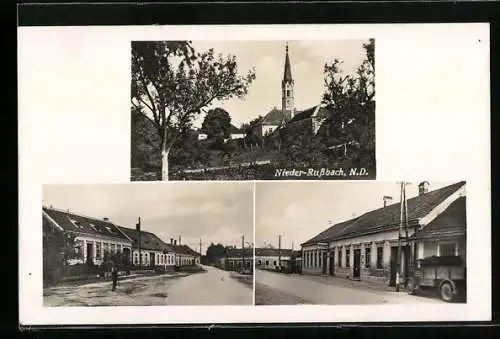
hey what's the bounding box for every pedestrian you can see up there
[111,263,118,291]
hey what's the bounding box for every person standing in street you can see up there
[111,263,118,291]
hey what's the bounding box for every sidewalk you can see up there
[287,272,409,295]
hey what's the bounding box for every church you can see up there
[251,43,331,138]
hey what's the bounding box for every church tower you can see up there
[281,42,295,121]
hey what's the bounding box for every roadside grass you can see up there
[255,283,313,305]
[230,272,254,288]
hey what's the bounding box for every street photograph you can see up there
[254,181,467,305]
[131,39,375,181]
[42,182,254,306]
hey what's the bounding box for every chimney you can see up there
[418,181,430,195]
[383,196,393,207]
[170,238,173,245]
[174,240,177,246]
[103,217,109,221]
[178,236,181,245]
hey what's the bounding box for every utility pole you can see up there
[278,234,282,268]
[242,235,245,270]
[403,183,409,287]
[396,182,404,292]
[199,238,202,264]
[136,217,141,268]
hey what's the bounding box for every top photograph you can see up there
[130,39,375,181]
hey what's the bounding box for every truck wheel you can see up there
[440,282,454,302]
[407,278,416,295]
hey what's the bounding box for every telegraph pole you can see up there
[241,235,245,270]
[403,183,409,286]
[396,182,404,292]
[136,217,141,268]
[199,238,202,264]
[278,234,282,268]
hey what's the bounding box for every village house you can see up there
[116,226,175,269]
[255,248,302,273]
[229,124,245,140]
[43,207,133,266]
[300,181,466,287]
[43,206,200,270]
[218,247,253,271]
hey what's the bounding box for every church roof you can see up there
[262,107,286,125]
[289,105,332,124]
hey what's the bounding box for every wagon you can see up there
[406,255,466,302]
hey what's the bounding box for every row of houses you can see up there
[42,206,201,270]
[300,181,466,286]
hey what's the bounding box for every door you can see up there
[353,249,361,278]
[150,252,155,267]
[329,251,335,276]
[322,252,327,274]
[86,243,93,266]
[389,246,398,287]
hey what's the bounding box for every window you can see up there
[273,261,277,266]
[96,242,101,259]
[440,243,456,256]
[68,218,82,229]
[376,247,383,269]
[265,260,269,266]
[338,249,342,267]
[134,253,138,264]
[257,260,261,265]
[111,243,116,253]
[286,89,290,97]
[89,223,98,232]
[365,247,371,268]
[346,249,350,268]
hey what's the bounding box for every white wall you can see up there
[74,235,132,265]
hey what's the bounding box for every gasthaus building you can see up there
[300,181,466,287]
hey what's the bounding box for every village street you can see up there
[255,269,444,305]
[44,265,253,306]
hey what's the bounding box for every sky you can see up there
[255,181,455,250]
[42,183,253,255]
[189,39,369,128]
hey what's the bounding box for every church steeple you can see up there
[283,43,293,83]
[281,42,295,121]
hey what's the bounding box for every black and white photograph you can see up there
[42,182,254,306]
[131,39,376,181]
[254,181,467,305]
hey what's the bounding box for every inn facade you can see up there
[301,181,466,286]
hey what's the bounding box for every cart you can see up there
[406,255,466,302]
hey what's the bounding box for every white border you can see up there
[19,23,491,324]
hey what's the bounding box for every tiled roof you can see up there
[288,105,318,123]
[43,207,131,242]
[412,196,466,239]
[255,248,294,257]
[262,108,286,125]
[230,124,243,134]
[288,105,331,124]
[116,226,171,252]
[223,248,253,258]
[302,182,466,245]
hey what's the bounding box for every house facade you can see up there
[43,207,133,266]
[301,181,466,286]
[43,207,200,270]
[255,248,293,270]
[219,248,253,271]
[116,226,176,269]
